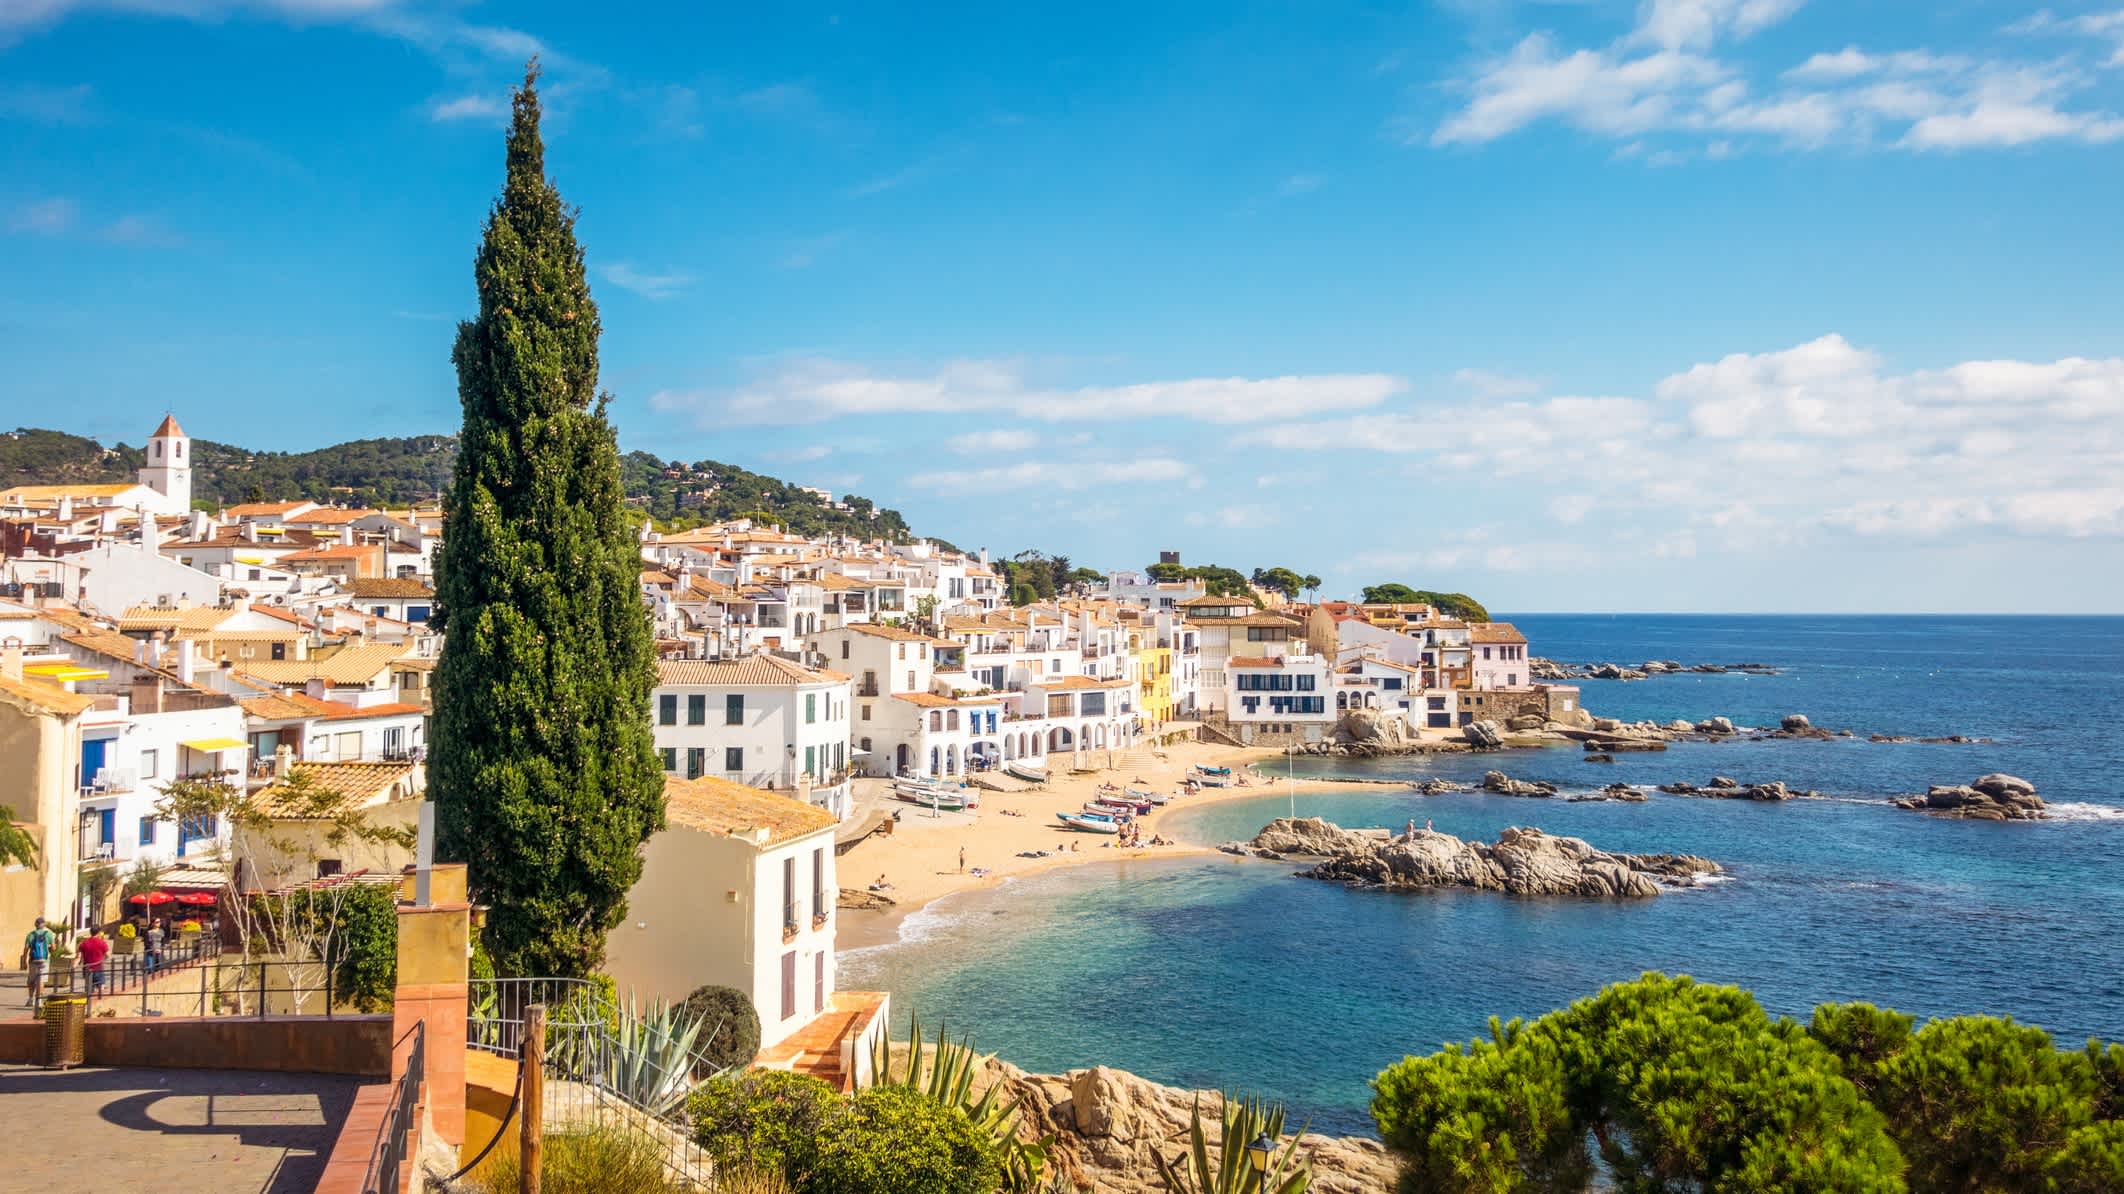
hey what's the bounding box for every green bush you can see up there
[811,1086,1003,1194]
[680,983,763,1073]
[688,1069,843,1181]
[475,1122,678,1194]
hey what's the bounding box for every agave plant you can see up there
[865,1013,1052,1191]
[598,992,727,1119]
[1153,1094,1312,1194]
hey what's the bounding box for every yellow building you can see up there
[1133,636,1174,727]
[0,657,95,945]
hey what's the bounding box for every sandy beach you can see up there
[835,738,1369,950]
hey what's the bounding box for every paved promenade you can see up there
[0,1064,363,1193]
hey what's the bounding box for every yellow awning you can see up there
[181,738,249,752]
[24,663,107,681]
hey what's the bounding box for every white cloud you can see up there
[1246,333,2124,545]
[1454,367,1542,398]
[907,457,1195,496]
[8,196,76,234]
[945,428,1038,455]
[429,93,507,123]
[1429,4,2124,153]
[655,358,1405,426]
[598,262,694,300]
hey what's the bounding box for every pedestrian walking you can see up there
[20,917,55,1009]
[79,925,110,996]
[145,918,165,974]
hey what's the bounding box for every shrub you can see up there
[712,1165,795,1194]
[475,1122,678,1194]
[811,1086,1003,1194]
[689,1069,843,1182]
[681,983,763,1073]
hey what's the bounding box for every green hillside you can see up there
[0,427,920,542]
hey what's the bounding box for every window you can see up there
[139,749,159,779]
[725,746,744,772]
[812,847,826,919]
[815,951,826,1015]
[383,726,404,757]
[840,640,850,659]
[782,857,798,934]
[658,694,678,725]
[897,644,906,660]
[1081,692,1106,716]
[1383,677,1404,690]
[687,694,707,725]
[905,671,915,690]
[946,709,959,730]
[660,747,677,772]
[726,694,744,725]
[334,731,361,759]
[861,703,871,722]
[929,711,942,732]
[805,745,816,777]
[139,817,157,846]
[1295,674,1315,692]
[805,693,817,724]
[860,737,872,753]
[686,748,705,779]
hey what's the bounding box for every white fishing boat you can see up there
[1192,771,1231,788]
[1056,811,1122,834]
[1004,760,1047,783]
[892,781,968,812]
[1126,786,1170,805]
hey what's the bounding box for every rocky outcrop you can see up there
[1257,820,1719,898]
[1481,770,1558,797]
[1334,709,1406,746]
[1584,737,1666,752]
[1893,773,2044,821]
[1570,783,1647,802]
[838,887,896,910]
[1780,713,1811,732]
[1411,778,1469,795]
[1532,658,1780,680]
[1221,817,1386,859]
[1655,778,1819,801]
[989,1061,1396,1194]
[1462,719,1505,749]
[1695,716,1736,735]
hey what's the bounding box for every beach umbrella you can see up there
[127,891,176,905]
[173,892,218,906]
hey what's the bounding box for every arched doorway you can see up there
[896,744,910,775]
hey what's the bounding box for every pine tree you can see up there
[431,61,664,978]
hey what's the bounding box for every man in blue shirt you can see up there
[21,917,56,1009]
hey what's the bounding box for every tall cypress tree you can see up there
[431,62,663,977]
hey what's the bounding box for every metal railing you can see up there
[465,978,718,1187]
[7,946,354,1020]
[362,1020,424,1194]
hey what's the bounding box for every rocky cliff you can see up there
[989,1061,1397,1194]
[1224,817,1721,898]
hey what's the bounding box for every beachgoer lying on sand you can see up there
[970,867,992,877]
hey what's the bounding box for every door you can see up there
[98,808,115,849]
[81,736,109,788]
[815,951,825,1014]
[780,951,797,1022]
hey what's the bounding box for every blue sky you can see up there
[6,1,2124,612]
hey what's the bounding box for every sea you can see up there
[840,615,2124,1137]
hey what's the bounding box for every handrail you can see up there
[361,1020,424,1194]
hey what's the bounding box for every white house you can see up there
[653,655,854,818]
[1223,653,1335,746]
[605,775,890,1068]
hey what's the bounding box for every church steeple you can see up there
[139,411,192,512]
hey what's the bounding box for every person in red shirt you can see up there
[77,926,111,994]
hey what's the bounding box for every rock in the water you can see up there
[1571,783,1647,803]
[1894,774,2044,820]
[1278,820,1720,898]
[1665,719,1696,732]
[838,886,896,910]
[1780,713,1811,732]
[1481,770,1558,797]
[1220,816,1384,859]
[1334,708,1406,746]
[989,1060,1396,1194]
[1411,778,1468,795]
[1584,753,1615,764]
[1710,775,1740,789]
[1462,719,1505,749]
[1696,716,1736,735]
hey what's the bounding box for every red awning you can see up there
[173,892,218,906]
[127,891,176,905]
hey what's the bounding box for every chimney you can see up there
[130,672,162,715]
[139,505,161,552]
[305,677,328,701]
[147,630,166,667]
[56,495,73,522]
[273,743,294,779]
[134,636,148,663]
[189,509,209,539]
[241,520,258,543]
[0,637,22,681]
[172,639,195,684]
[340,526,354,546]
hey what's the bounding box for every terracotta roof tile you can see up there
[253,761,419,819]
[657,655,845,687]
[663,775,837,847]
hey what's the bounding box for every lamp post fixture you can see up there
[1245,1131,1277,1194]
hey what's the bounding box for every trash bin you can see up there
[43,997,86,1069]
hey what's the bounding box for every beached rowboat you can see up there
[1004,760,1047,783]
[1056,811,1122,834]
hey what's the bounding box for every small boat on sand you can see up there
[1004,760,1047,783]
[1195,764,1232,777]
[893,780,969,812]
[1084,800,1137,819]
[1126,787,1170,805]
[1056,811,1122,834]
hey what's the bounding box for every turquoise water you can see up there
[841,616,2124,1136]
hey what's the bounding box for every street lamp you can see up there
[1245,1131,1277,1192]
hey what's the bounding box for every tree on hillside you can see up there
[1359,584,1490,621]
[1251,567,1306,598]
[430,62,665,978]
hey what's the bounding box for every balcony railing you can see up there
[857,682,881,697]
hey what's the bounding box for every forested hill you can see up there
[0,427,920,542]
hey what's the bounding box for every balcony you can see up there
[857,681,881,697]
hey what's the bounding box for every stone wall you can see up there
[1457,684,1588,728]
[0,1012,392,1075]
